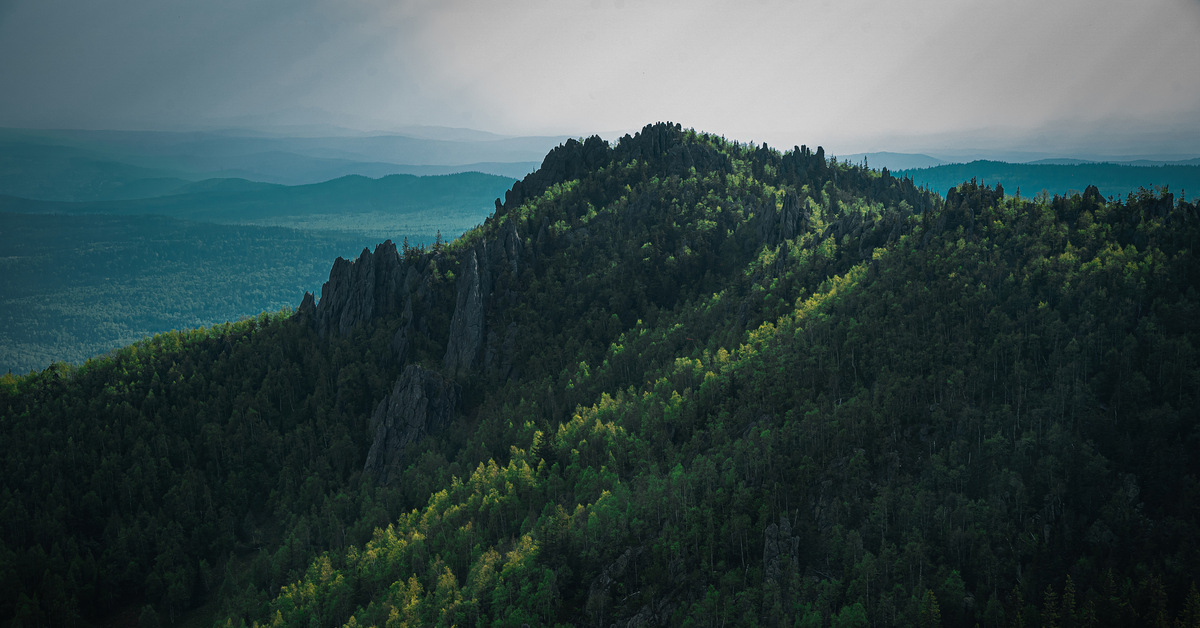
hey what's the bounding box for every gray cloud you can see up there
[1,0,1197,155]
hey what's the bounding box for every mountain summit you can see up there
[2,123,1198,627]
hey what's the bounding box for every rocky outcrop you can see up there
[762,515,800,586]
[310,240,407,338]
[443,246,488,375]
[499,135,611,214]
[295,290,316,321]
[443,219,523,376]
[363,365,461,484]
[296,239,438,367]
[615,122,731,178]
[756,189,809,246]
[584,547,683,628]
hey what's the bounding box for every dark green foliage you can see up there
[1,123,1198,627]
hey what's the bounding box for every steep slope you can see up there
[1,123,1197,627]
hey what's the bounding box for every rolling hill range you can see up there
[0,126,563,200]
[898,159,1200,202]
[0,171,516,374]
[1,123,1197,627]
[0,171,516,238]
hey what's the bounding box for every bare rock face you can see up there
[443,246,488,376]
[312,240,407,338]
[363,365,461,484]
[294,290,316,322]
[300,214,524,377]
[762,515,801,586]
[584,546,681,628]
[756,189,808,246]
[615,122,731,178]
[443,219,523,376]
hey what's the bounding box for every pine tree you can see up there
[920,589,942,628]
[1061,575,1076,628]
[1042,583,1060,628]
[1180,583,1200,628]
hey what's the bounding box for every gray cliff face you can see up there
[295,290,316,321]
[298,219,524,376]
[296,198,530,487]
[312,240,406,338]
[443,246,488,376]
[762,515,801,586]
[443,219,523,376]
[756,189,809,247]
[389,265,430,364]
[300,239,438,367]
[363,365,461,484]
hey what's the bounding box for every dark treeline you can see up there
[1,123,1198,627]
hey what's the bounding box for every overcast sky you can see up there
[2,0,1198,155]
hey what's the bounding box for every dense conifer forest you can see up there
[1,123,1198,627]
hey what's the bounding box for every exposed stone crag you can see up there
[443,219,523,376]
[615,122,731,178]
[756,189,809,246]
[763,515,801,586]
[500,134,611,214]
[297,239,440,368]
[295,290,316,321]
[309,240,406,338]
[584,546,682,628]
[363,365,461,484]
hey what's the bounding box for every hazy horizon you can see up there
[2,0,1198,158]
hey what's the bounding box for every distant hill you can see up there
[0,127,568,194]
[898,159,1200,200]
[839,151,945,170]
[1026,157,1200,167]
[0,171,516,239]
[0,139,196,201]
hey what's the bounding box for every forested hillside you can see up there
[1,123,1197,627]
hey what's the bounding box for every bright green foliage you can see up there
[2,123,1198,627]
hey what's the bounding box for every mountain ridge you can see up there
[1,122,1197,627]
